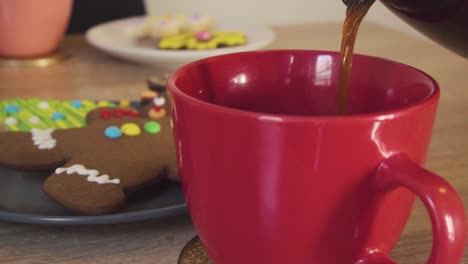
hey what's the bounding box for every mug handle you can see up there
[359,154,467,264]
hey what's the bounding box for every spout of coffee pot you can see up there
[341,0,373,6]
[339,0,468,59]
[341,0,376,6]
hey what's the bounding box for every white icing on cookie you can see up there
[55,164,120,185]
[153,96,166,106]
[5,117,18,126]
[31,128,56,150]
[29,116,41,124]
[38,101,50,109]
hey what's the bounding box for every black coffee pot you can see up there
[342,0,468,58]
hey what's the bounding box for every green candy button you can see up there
[144,121,161,134]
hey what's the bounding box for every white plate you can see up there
[86,16,275,71]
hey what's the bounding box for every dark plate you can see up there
[0,163,187,225]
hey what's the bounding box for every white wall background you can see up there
[143,0,420,35]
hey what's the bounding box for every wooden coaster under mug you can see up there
[0,50,70,68]
[178,236,213,264]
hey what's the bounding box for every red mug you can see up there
[168,50,467,264]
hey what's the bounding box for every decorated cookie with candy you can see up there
[0,88,177,215]
[124,14,213,40]
[158,31,247,50]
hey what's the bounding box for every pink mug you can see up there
[0,0,72,58]
[168,50,467,264]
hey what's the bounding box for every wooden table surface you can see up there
[1,22,467,263]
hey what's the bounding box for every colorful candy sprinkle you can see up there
[98,101,110,107]
[141,90,158,99]
[5,104,20,114]
[153,96,166,106]
[29,116,41,124]
[114,109,125,119]
[100,109,112,119]
[99,108,139,119]
[5,117,18,126]
[104,126,122,139]
[122,109,139,117]
[121,123,141,136]
[149,107,167,119]
[120,99,131,108]
[38,101,50,109]
[51,112,66,121]
[70,100,83,109]
[195,31,213,42]
[144,121,161,134]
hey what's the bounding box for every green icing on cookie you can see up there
[61,104,86,126]
[1,100,20,131]
[0,98,122,132]
[48,100,75,129]
[14,98,45,130]
[0,102,5,124]
[81,100,98,112]
[24,99,57,128]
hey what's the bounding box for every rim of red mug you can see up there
[167,50,440,123]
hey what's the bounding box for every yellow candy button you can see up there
[98,100,110,107]
[120,99,131,108]
[121,123,141,136]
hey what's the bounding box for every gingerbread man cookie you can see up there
[0,90,176,215]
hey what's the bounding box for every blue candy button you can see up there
[51,112,66,121]
[105,126,122,139]
[70,100,82,109]
[5,104,20,114]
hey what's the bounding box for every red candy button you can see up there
[114,109,124,118]
[123,109,139,117]
[100,108,139,119]
[100,109,112,119]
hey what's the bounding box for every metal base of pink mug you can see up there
[178,236,213,264]
[0,50,70,68]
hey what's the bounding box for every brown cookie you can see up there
[0,91,176,215]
